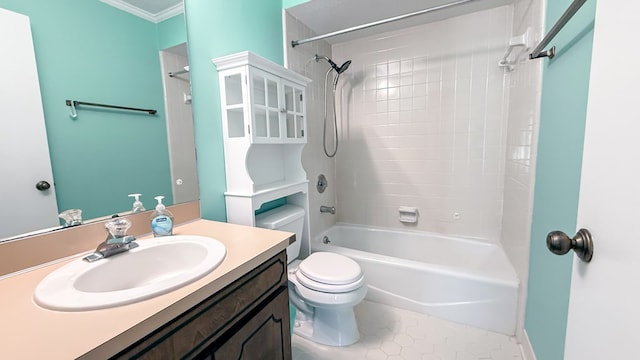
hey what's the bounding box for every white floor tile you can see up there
[291,300,523,360]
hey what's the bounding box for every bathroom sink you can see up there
[34,235,226,311]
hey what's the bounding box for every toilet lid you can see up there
[298,252,362,285]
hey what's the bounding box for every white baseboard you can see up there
[518,329,537,360]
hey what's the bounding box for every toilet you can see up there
[255,204,367,346]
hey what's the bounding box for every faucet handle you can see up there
[105,218,131,238]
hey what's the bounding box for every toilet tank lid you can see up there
[255,204,305,229]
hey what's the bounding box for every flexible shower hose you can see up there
[323,68,339,158]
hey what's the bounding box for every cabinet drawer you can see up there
[113,251,288,359]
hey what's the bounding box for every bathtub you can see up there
[311,224,519,334]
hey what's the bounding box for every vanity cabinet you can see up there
[112,251,292,360]
[212,51,312,251]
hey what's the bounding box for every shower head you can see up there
[337,60,351,74]
[315,55,351,74]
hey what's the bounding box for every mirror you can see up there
[0,0,197,241]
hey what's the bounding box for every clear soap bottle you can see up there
[128,193,146,213]
[150,196,173,237]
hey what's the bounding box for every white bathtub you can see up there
[311,224,519,334]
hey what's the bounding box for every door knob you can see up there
[35,180,51,191]
[546,228,593,263]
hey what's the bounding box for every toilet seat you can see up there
[289,273,367,307]
[294,252,364,293]
[295,270,364,293]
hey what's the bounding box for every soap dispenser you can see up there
[150,196,173,237]
[128,193,146,213]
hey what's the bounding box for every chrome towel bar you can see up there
[65,100,157,119]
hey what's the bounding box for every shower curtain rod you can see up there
[529,0,587,59]
[291,0,478,47]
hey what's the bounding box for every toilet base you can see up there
[292,306,360,346]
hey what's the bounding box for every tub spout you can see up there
[320,205,335,214]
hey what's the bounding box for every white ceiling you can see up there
[102,0,513,43]
[287,0,513,44]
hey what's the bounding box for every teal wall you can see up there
[255,198,288,216]
[525,1,596,359]
[184,0,284,221]
[158,14,187,50]
[283,0,310,8]
[0,0,172,220]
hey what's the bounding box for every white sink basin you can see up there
[34,235,226,311]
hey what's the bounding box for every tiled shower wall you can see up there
[284,11,336,256]
[331,6,512,241]
[501,0,543,343]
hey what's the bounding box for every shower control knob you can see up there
[317,174,328,193]
[546,228,593,263]
[35,180,51,191]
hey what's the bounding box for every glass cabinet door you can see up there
[223,73,245,138]
[283,81,305,143]
[250,69,281,143]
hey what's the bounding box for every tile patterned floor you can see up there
[292,301,523,360]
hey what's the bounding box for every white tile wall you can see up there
[500,0,544,341]
[284,11,337,257]
[331,6,513,241]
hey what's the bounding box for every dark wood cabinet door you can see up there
[203,288,292,360]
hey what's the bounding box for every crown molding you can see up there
[100,0,184,24]
[155,3,184,22]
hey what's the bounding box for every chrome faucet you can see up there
[83,218,138,262]
[320,205,336,214]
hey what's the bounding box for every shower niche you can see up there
[213,51,311,234]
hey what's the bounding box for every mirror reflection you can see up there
[0,0,197,241]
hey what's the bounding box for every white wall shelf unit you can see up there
[212,51,311,251]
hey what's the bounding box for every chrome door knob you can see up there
[546,228,593,263]
[35,180,51,191]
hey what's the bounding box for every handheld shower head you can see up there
[337,60,351,74]
[315,55,352,88]
[315,55,351,74]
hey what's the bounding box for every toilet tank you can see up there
[255,204,305,263]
